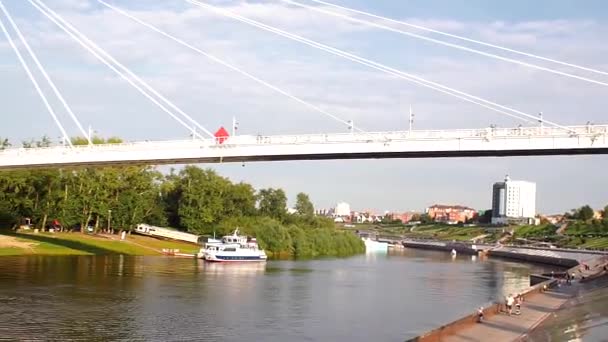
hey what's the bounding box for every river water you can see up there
[0,249,555,341]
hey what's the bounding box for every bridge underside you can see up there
[2,147,608,170]
[1,127,607,170]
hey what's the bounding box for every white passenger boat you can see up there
[196,229,267,262]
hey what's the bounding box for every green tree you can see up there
[602,205,608,219]
[578,205,595,221]
[0,137,10,150]
[288,225,313,257]
[224,182,257,218]
[0,140,366,258]
[254,217,291,255]
[295,192,314,218]
[173,166,233,234]
[257,188,287,220]
[420,213,433,224]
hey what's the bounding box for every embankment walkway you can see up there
[443,286,572,342]
[427,258,608,342]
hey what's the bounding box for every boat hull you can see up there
[198,250,267,262]
[203,254,267,262]
[205,257,267,262]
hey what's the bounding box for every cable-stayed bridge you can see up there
[1,126,607,170]
[0,0,607,170]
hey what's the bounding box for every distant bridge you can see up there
[0,125,606,170]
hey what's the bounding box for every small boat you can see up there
[451,249,458,257]
[362,237,388,252]
[197,229,267,262]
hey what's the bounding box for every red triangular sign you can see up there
[214,126,229,144]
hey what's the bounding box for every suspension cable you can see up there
[0,4,73,147]
[280,0,608,88]
[96,0,363,132]
[0,1,91,144]
[189,0,570,129]
[305,0,608,79]
[29,0,213,139]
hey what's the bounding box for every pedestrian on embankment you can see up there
[477,307,484,323]
[506,294,514,316]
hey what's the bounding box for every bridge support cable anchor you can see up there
[188,0,576,134]
[28,0,213,140]
[96,0,368,136]
[282,0,608,87]
[0,2,73,147]
[303,0,608,79]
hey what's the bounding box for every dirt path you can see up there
[0,235,36,250]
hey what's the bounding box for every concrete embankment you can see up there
[402,240,601,268]
[402,240,479,255]
[404,241,608,342]
[407,276,561,342]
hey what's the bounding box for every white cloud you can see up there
[1,0,607,213]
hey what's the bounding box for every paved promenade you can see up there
[441,259,608,342]
[443,287,572,342]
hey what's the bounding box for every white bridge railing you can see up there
[1,125,607,155]
[0,125,607,169]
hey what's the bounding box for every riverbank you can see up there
[405,241,608,341]
[0,231,200,256]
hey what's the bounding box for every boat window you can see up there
[223,247,236,252]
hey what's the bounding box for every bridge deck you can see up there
[1,125,607,169]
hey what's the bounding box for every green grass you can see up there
[403,226,486,241]
[0,247,26,256]
[0,231,200,257]
[579,237,608,249]
[513,224,557,238]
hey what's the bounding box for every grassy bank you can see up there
[0,231,200,257]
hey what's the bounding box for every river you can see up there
[0,249,556,341]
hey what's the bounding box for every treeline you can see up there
[0,137,364,257]
[563,204,608,236]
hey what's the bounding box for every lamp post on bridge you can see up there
[232,117,239,136]
[409,105,415,134]
[538,112,544,134]
[347,120,354,134]
[88,125,99,145]
[190,126,197,141]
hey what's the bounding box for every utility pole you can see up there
[348,120,354,134]
[409,104,414,133]
[538,112,544,134]
[232,117,238,136]
[191,126,196,141]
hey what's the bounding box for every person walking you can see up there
[477,307,484,323]
[506,294,514,316]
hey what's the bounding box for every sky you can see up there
[0,0,607,214]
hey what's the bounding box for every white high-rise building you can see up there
[492,175,537,224]
[334,202,351,217]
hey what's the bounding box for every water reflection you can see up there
[0,250,557,341]
[201,261,266,276]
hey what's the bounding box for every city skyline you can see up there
[1,0,607,214]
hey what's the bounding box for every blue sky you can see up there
[1,0,607,214]
[340,0,608,21]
